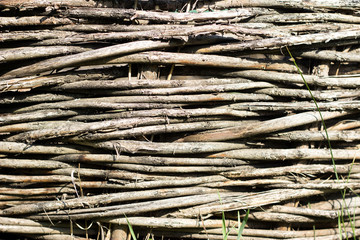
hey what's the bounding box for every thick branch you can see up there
[1,40,180,79]
[178,111,352,142]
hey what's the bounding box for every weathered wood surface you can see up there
[62,7,260,23]
[178,111,352,142]
[1,1,360,239]
[1,40,180,79]
[210,0,360,10]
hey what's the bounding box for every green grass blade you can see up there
[237,209,249,240]
[286,46,338,181]
[222,210,228,240]
[125,214,137,240]
[338,210,343,240]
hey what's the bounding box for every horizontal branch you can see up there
[298,49,360,62]
[97,51,299,73]
[226,101,360,111]
[6,117,168,142]
[269,205,338,219]
[211,0,360,10]
[0,187,75,196]
[62,8,258,23]
[51,154,247,166]
[0,174,73,183]
[70,120,241,141]
[76,140,248,155]
[0,187,220,216]
[0,109,78,125]
[255,88,360,101]
[209,148,360,161]
[223,164,357,178]
[85,175,227,190]
[50,167,184,181]
[0,224,96,236]
[137,226,356,239]
[0,0,99,8]
[0,141,91,155]
[177,111,352,142]
[30,192,240,220]
[220,70,360,88]
[15,102,185,113]
[0,159,71,169]
[0,30,75,43]
[106,216,236,228]
[99,163,241,174]
[51,78,252,91]
[0,93,77,105]
[269,181,360,190]
[0,66,125,92]
[35,25,281,45]
[247,212,321,223]
[15,93,273,113]
[54,23,277,36]
[1,40,180,79]
[0,16,74,27]
[250,13,360,24]
[265,130,360,141]
[191,28,360,53]
[167,189,326,218]
[0,46,92,63]
[86,82,275,96]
